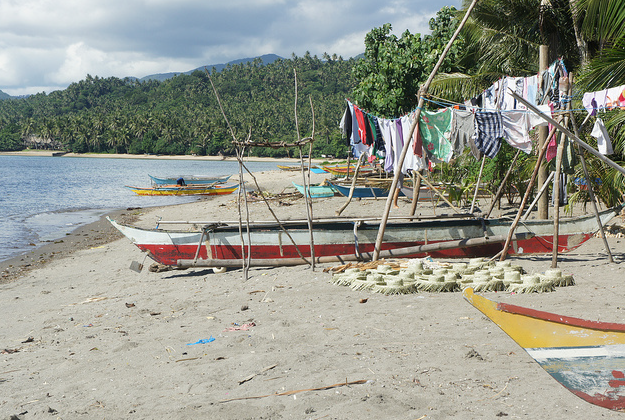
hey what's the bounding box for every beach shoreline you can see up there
[0,149,331,163]
[2,167,625,419]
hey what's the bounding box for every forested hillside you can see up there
[0,54,356,158]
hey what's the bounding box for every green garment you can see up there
[418,108,453,162]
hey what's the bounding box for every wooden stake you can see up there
[409,170,421,216]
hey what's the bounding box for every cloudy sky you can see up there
[0,0,462,96]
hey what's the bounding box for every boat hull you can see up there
[127,184,238,196]
[464,288,625,412]
[108,205,619,266]
[330,182,400,198]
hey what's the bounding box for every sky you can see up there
[0,0,463,96]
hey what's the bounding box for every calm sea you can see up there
[0,155,279,262]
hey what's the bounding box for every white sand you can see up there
[2,168,625,419]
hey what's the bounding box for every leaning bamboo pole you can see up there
[372,0,480,260]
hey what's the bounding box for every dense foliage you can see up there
[0,54,356,158]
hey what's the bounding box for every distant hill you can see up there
[138,54,283,82]
[0,89,11,100]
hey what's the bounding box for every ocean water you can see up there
[0,155,279,262]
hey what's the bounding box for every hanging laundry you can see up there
[483,84,498,110]
[591,118,614,155]
[527,104,552,129]
[392,119,404,173]
[501,111,532,153]
[418,108,453,162]
[339,105,352,146]
[473,111,503,159]
[502,77,524,110]
[523,74,539,108]
[379,118,395,172]
[450,109,474,157]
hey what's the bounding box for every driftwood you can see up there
[177,232,533,268]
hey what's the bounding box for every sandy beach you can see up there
[2,167,625,419]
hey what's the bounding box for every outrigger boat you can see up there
[148,174,231,185]
[126,184,238,196]
[107,205,620,267]
[464,287,625,412]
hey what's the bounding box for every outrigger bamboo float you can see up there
[464,287,625,412]
[107,204,620,268]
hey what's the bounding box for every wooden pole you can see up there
[372,0,480,261]
[485,149,521,218]
[551,79,573,268]
[537,44,550,219]
[409,170,422,216]
[500,126,557,261]
[551,133,565,268]
[470,155,486,213]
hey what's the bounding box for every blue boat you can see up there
[149,174,232,185]
[292,182,336,198]
[329,182,403,199]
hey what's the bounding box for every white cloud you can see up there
[0,0,462,95]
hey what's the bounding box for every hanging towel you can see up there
[450,109,474,157]
[591,118,614,155]
[473,111,503,159]
[501,111,532,154]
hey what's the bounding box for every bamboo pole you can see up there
[500,126,558,261]
[294,69,316,270]
[470,155,486,213]
[372,0,480,261]
[178,232,534,268]
[551,79,574,268]
[336,154,365,216]
[485,149,522,218]
[409,170,422,216]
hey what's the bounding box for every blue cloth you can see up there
[473,111,503,159]
[187,336,215,345]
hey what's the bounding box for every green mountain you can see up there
[0,89,11,100]
[0,53,357,157]
[138,54,283,82]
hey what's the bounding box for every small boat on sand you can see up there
[148,174,231,185]
[292,182,336,198]
[464,287,625,412]
[126,184,238,196]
